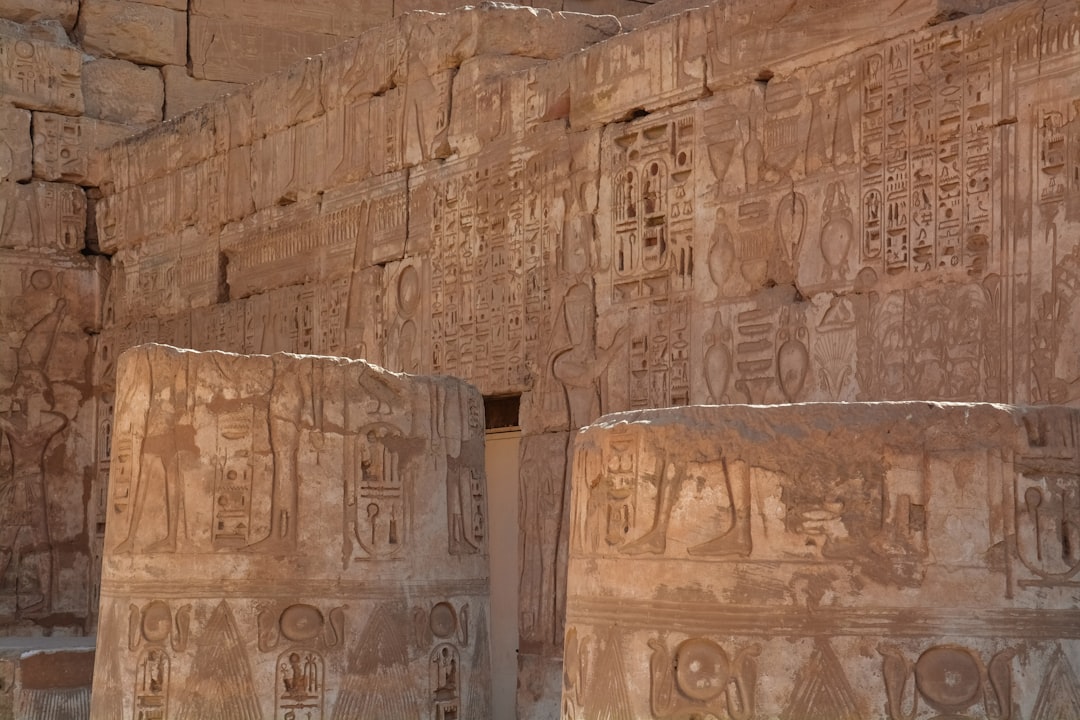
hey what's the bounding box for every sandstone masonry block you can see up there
[0,19,82,115]
[90,345,493,719]
[33,112,143,186]
[191,0,392,38]
[0,104,31,182]
[0,640,96,719]
[161,65,242,120]
[0,180,85,252]
[77,0,186,67]
[569,8,706,129]
[190,15,342,85]
[0,0,78,31]
[565,403,1080,719]
[82,58,164,125]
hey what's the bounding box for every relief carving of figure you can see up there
[0,298,69,614]
[113,349,196,554]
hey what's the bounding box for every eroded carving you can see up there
[879,644,1014,720]
[648,636,759,719]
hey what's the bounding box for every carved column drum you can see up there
[564,402,1080,720]
[91,344,492,719]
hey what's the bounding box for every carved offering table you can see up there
[564,403,1080,719]
[90,344,491,719]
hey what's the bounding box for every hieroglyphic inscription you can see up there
[859,27,995,276]
[422,137,564,393]
[0,32,82,114]
[604,113,695,410]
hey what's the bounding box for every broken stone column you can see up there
[564,403,1080,719]
[90,344,491,719]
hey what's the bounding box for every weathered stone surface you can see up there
[0,181,85,252]
[0,20,82,115]
[76,0,186,67]
[82,58,163,125]
[569,8,707,129]
[161,65,242,120]
[0,251,98,632]
[32,112,143,186]
[90,344,492,719]
[189,15,343,85]
[191,0,393,38]
[0,0,78,31]
[0,639,96,719]
[565,403,1080,719]
[0,105,31,183]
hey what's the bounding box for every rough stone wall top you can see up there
[92,344,491,719]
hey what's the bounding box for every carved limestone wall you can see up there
[565,402,1080,719]
[86,0,1080,716]
[90,344,491,719]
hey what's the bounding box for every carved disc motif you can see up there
[397,265,420,317]
[915,646,981,711]
[141,601,172,643]
[429,602,457,639]
[674,638,730,702]
[279,604,324,642]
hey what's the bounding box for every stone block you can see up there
[76,0,186,66]
[569,8,707,129]
[702,0,1019,91]
[0,251,99,627]
[0,180,84,252]
[0,20,81,115]
[90,344,492,720]
[248,55,324,138]
[565,403,1080,719]
[82,58,163,125]
[189,15,342,85]
[0,640,96,720]
[162,65,242,120]
[32,112,143,186]
[466,4,621,59]
[0,0,78,31]
[191,0,391,38]
[0,105,31,182]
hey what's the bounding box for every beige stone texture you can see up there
[0,105,31,183]
[0,19,82,115]
[569,8,707,129]
[90,344,492,719]
[0,181,85,253]
[32,112,144,186]
[191,0,393,38]
[0,0,78,32]
[0,250,99,632]
[76,0,187,67]
[82,58,164,125]
[161,65,242,120]
[0,638,96,717]
[189,16,344,85]
[135,0,185,9]
[564,403,1080,719]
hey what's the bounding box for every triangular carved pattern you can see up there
[331,603,420,719]
[1032,648,1080,720]
[781,639,862,720]
[176,601,260,720]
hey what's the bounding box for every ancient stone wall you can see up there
[85,0,1080,715]
[0,0,643,641]
[91,344,491,719]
